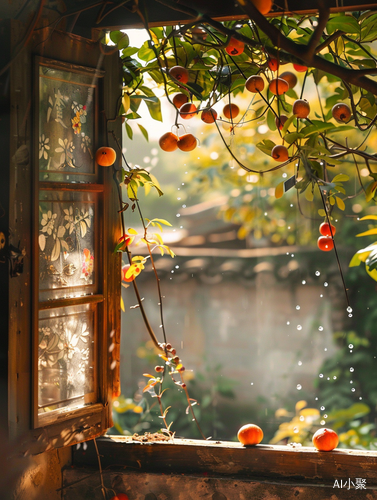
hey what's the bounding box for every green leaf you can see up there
[318,209,326,217]
[332,174,349,182]
[300,122,335,136]
[138,124,149,141]
[326,15,360,35]
[122,47,139,58]
[305,187,314,202]
[256,139,276,155]
[282,114,296,135]
[267,109,276,131]
[140,86,162,121]
[138,42,156,62]
[110,31,129,49]
[283,132,304,144]
[125,122,133,139]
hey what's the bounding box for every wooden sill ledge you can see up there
[72,436,377,487]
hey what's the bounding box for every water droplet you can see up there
[319,374,323,378]
[315,397,318,401]
[347,306,353,313]
[348,314,353,318]
[327,377,330,380]
[315,271,320,276]
[286,321,290,325]
[264,212,267,216]
[333,376,337,380]
[296,305,300,310]
[293,426,299,433]
[171,270,174,273]
[299,416,304,421]
[324,414,328,418]
[350,380,353,384]
[320,294,323,298]
[282,173,287,178]
[350,350,353,353]
[297,325,302,331]
[350,367,354,372]
[321,406,325,410]
[182,204,186,208]
[175,265,179,269]
[348,344,353,349]
[318,326,323,331]
[320,420,325,425]
[296,384,302,390]
[324,282,328,287]
[291,254,295,257]
[176,213,181,217]
[290,203,294,207]
[324,348,327,351]
[298,361,302,366]
[250,382,254,385]
[302,280,306,285]
[286,252,290,255]
[351,388,356,392]
[359,397,362,400]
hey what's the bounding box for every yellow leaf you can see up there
[275,408,289,418]
[128,227,138,235]
[299,408,320,417]
[356,228,377,237]
[152,218,172,226]
[275,181,284,199]
[295,400,307,413]
[143,373,155,378]
[365,181,377,202]
[237,226,248,240]
[133,405,143,414]
[359,215,377,221]
[120,296,125,312]
[122,94,130,113]
[336,196,345,210]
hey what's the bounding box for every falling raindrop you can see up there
[348,344,354,349]
[264,212,268,216]
[348,314,353,318]
[350,350,353,353]
[320,406,325,410]
[299,416,304,421]
[347,306,353,313]
[293,427,299,433]
[296,305,300,310]
[175,265,179,269]
[291,254,295,257]
[350,380,353,384]
[315,271,320,276]
[333,376,337,380]
[359,397,363,400]
[251,382,254,385]
[298,361,302,366]
[320,420,325,425]
[320,294,323,298]
[282,173,287,178]
[297,325,302,331]
[315,397,318,400]
[176,213,181,217]
[327,377,330,380]
[350,367,354,372]
[302,280,306,285]
[351,388,356,392]
[319,374,324,378]
[318,326,323,331]
[286,321,290,325]
[324,282,328,287]
[324,414,328,418]
[324,348,327,351]
[296,384,302,390]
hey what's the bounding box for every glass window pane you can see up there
[38,190,97,301]
[38,64,96,182]
[38,304,96,420]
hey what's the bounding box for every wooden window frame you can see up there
[7,25,121,455]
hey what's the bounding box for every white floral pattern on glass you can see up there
[39,134,50,160]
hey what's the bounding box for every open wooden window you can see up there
[6,25,121,454]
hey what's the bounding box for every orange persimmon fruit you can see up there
[223,103,240,120]
[109,494,130,500]
[269,78,289,96]
[267,57,279,72]
[237,423,264,446]
[332,103,352,123]
[169,65,189,83]
[122,264,135,283]
[319,222,336,237]
[159,132,179,152]
[226,37,244,56]
[96,147,116,167]
[173,93,189,109]
[271,145,289,162]
[245,75,265,93]
[292,99,310,118]
[312,428,339,451]
[177,134,197,152]
[179,102,197,119]
[317,236,334,252]
[280,71,297,89]
[201,108,218,123]
[293,63,308,72]
[275,115,288,130]
[251,0,273,15]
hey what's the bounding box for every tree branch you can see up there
[306,0,330,59]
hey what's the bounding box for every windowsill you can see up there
[72,435,377,487]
